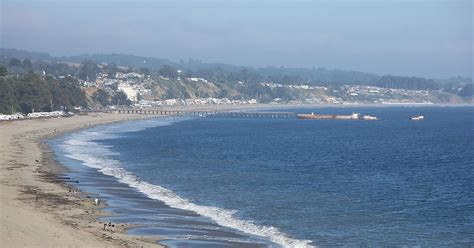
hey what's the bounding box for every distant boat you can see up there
[334,112,360,120]
[411,115,424,121]
[362,115,378,120]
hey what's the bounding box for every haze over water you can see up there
[51,106,474,247]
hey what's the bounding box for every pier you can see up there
[110,108,296,119]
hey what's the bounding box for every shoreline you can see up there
[0,113,163,247]
[50,117,283,248]
[1,104,472,247]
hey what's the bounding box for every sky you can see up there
[1,0,472,78]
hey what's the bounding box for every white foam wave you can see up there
[59,119,315,248]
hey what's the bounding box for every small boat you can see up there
[362,115,378,120]
[334,112,360,120]
[411,115,424,121]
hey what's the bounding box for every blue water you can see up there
[51,106,474,247]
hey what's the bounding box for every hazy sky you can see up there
[1,0,472,78]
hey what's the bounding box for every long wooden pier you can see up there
[110,108,295,119]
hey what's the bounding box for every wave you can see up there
[59,118,315,248]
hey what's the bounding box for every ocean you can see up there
[49,106,474,247]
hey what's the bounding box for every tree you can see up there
[459,84,473,99]
[0,72,87,114]
[376,75,439,90]
[8,58,22,67]
[136,93,143,102]
[104,63,120,78]
[77,60,99,81]
[137,67,150,75]
[0,65,7,76]
[92,89,110,106]
[22,59,33,70]
[111,91,131,106]
[159,65,178,80]
[0,79,15,113]
[14,80,52,113]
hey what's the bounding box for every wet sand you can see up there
[0,113,161,247]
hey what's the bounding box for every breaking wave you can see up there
[59,118,315,248]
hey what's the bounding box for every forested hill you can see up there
[0,48,472,115]
[0,72,88,114]
[3,48,471,88]
[0,48,53,61]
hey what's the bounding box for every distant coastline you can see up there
[1,48,472,118]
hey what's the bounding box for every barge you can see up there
[297,112,370,120]
[297,113,336,119]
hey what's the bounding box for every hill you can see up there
[0,48,472,114]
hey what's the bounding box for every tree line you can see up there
[0,66,87,114]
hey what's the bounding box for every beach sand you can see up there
[0,113,162,247]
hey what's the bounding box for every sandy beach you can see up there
[0,113,162,247]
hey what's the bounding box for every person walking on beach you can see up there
[106,222,115,233]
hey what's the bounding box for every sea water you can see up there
[50,106,474,247]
